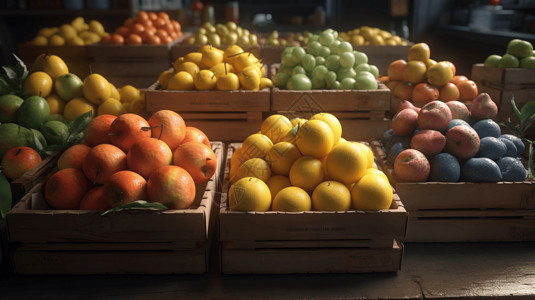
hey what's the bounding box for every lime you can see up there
[0,94,24,123]
[16,96,50,129]
[520,56,535,69]
[484,54,501,67]
[497,54,520,68]
[506,39,533,59]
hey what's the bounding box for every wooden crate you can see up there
[17,44,91,79]
[271,84,391,141]
[371,140,535,243]
[10,155,58,206]
[6,142,224,275]
[471,63,535,122]
[218,143,407,274]
[144,82,270,142]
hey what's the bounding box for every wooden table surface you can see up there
[0,242,534,299]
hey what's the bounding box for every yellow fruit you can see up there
[63,97,95,121]
[168,71,195,90]
[183,52,204,67]
[118,85,141,103]
[37,27,56,38]
[259,77,273,89]
[223,45,244,64]
[48,34,65,46]
[66,36,85,46]
[194,69,217,90]
[351,174,393,211]
[289,156,324,192]
[296,119,334,159]
[236,157,271,182]
[427,61,454,86]
[238,66,261,90]
[175,61,200,77]
[241,133,273,159]
[59,24,77,40]
[405,60,427,84]
[97,98,126,116]
[201,47,224,68]
[272,186,311,212]
[352,142,374,169]
[260,114,292,144]
[291,117,307,128]
[216,72,240,91]
[425,58,437,70]
[88,20,105,36]
[158,70,174,89]
[230,146,248,183]
[265,142,301,176]
[311,181,351,211]
[210,62,234,79]
[79,31,100,44]
[23,71,53,97]
[128,98,146,114]
[309,113,342,146]
[71,17,85,31]
[83,73,111,105]
[326,142,368,185]
[362,168,389,183]
[46,94,66,115]
[408,42,430,62]
[172,57,185,72]
[232,52,256,73]
[31,36,48,46]
[42,54,69,80]
[266,175,291,200]
[109,83,120,101]
[370,35,385,45]
[350,35,365,46]
[229,177,271,212]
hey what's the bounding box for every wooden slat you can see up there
[90,61,169,77]
[228,238,395,250]
[410,208,535,218]
[17,241,200,251]
[472,63,535,85]
[10,155,58,205]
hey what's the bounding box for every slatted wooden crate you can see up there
[218,143,407,274]
[371,140,535,243]
[144,82,270,142]
[17,44,91,79]
[6,142,224,275]
[10,155,59,206]
[271,80,391,141]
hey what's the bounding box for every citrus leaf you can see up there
[2,66,17,80]
[511,96,522,122]
[0,172,12,219]
[12,53,28,80]
[101,200,168,216]
[520,101,535,124]
[499,121,523,137]
[69,110,93,135]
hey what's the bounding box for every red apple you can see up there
[392,108,419,136]
[446,101,471,121]
[418,100,452,132]
[394,149,430,182]
[445,125,480,160]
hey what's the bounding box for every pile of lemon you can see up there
[228,113,393,212]
[339,26,407,47]
[26,53,145,121]
[29,17,108,46]
[158,45,272,91]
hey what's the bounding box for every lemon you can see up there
[326,142,368,185]
[352,142,374,169]
[229,177,271,212]
[88,20,105,36]
[184,52,204,67]
[46,94,66,115]
[97,98,126,116]
[63,97,95,121]
[109,83,120,100]
[83,73,111,105]
[48,34,65,46]
[71,17,85,32]
[241,133,273,159]
[265,142,301,176]
[296,119,334,159]
[261,114,292,144]
[23,71,53,97]
[59,24,77,40]
[266,175,291,200]
[350,174,393,211]
[31,36,48,46]
[42,54,69,80]
[362,168,389,183]
[408,43,430,62]
[310,112,342,146]
[236,157,271,182]
[272,186,311,212]
[173,57,185,72]
[158,70,175,89]
[168,71,194,90]
[66,36,85,46]
[311,181,351,211]
[289,156,324,192]
[194,69,217,90]
[259,77,273,89]
[118,85,141,103]
[128,98,146,114]
[37,27,56,38]
[175,61,200,77]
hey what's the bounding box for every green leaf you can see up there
[69,110,93,135]
[0,172,12,219]
[511,96,522,122]
[43,144,64,156]
[523,114,535,132]
[101,200,168,216]
[12,53,28,80]
[499,121,523,137]
[520,101,535,123]
[2,66,17,80]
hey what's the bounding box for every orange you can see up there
[104,170,147,208]
[127,138,173,179]
[83,114,117,146]
[182,126,210,147]
[1,146,42,180]
[412,83,439,104]
[393,82,413,100]
[79,186,110,211]
[387,59,408,82]
[82,143,127,184]
[147,165,196,209]
[147,110,186,151]
[450,75,468,86]
[172,142,217,184]
[457,80,478,102]
[57,144,91,170]
[45,168,92,209]
[407,43,430,62]
[126,33,143,45]
[109,113,151,152]
[440,82,460,102]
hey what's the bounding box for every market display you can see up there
[484,39,534,68]
[339,26,408,46]
[27,17,108,46]
[184,21,258,48]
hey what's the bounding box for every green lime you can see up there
[506,39,533,59]
[484,54,502,67]
[16,95,50,129]
[520,56,535,68]
[497,54,520,68]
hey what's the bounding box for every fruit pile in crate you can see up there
[183,21,259,49]
[219,113,407,274]
[339,26,408,47]
[27,17,108,47]
[385,43,478,115]
[375,94,535,242]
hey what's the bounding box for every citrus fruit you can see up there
[260,114,293,144]
[182,126,210,147]
[167,71,195,90]
[457,80,478,102]
[289,155,324,192]
[405,60,427,84]
[16,95,50,129]
[45,168,92,209]
[1,146,42,180]
[408,43,430,62]
[172,141,217,184]
[266,175,291,200]
[41,54,69,80]
[311,180,351,211]
[24,71,53,97]
[97,98,126,116]
[158,70,174,89]
[57,144,91,170]
[40,120,69,145]
[118,85,142,103]
[427,61,454,86]
[46,94,66,115]
[228,177,271,212]
[241,133,273,160]
[309,113,342,145]
[236,157,271,182]
[175,61,200,77]
[0,94,24,123]
[351,173,393,211]
[147,165,196,209]
[109,113,151,152]
[83,73,111,105]
[295,119,334,158]
[127,138,173,179]
[82,143,127,184]
[104,170,147,208]
[272,186,311,212]
[264,142,301,176]
[194,69,217,90]
[362,168,389,182]
[352,142,374,169]
[83,114,117,146]
[147,110,186,151]
[110,83,121,100]
[326,141,368,185]
[79,186,110,211]
[63,97,95,121]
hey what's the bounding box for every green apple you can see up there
[498,53,520,68]
[506,39,533,59]
[484,54,502,67]
[520,56,535,68]
[16,96,50,129]
[287,74,312,90]
[273,72,289,88]
[0,94,24,123]
[54,73,83,101]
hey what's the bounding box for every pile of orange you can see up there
[102,11,182,45]
[227,113,393,213]
[384,43,478,105]
[45,110,217,211]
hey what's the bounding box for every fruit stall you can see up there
[1,0,535,298]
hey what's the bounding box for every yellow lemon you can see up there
[173,57,185,72]
[71,17,85,32]
[46,94,66,115]
[66,36,85,46]
[97,98,126,116]
[210,62,234,79]
[158,70,174,89]
[31,36,48,46]
[351,142,374,168]
[362,168,389,183]
[88,20,105,36]
[37,27,56,38]
[266,175,291,200]
[272,186,311,212]
[109,83,120,100]
[241,133,273,159]
[229,177,271,212]
[296,119,334,158]
[261,114,293,144]
[83,73,111,105]
[168,71,195,90]
[408,42,431,62]
[63,97,95,121]
[184,52,204,67]
[128,98,146,114]
[289,156,324,192]
[259,77,273,89]
[351,174,393,211]
[23,71,53,97]
[118,85,141,103]
[236,157,271,182]
[265,142,301,176]
[194,69,217,90]
[310,112,342,146]
[326,142,368,185]
[59,24,77,40]
[42,54,69,80]
[311,181,351,211]
[48,34,65,46]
